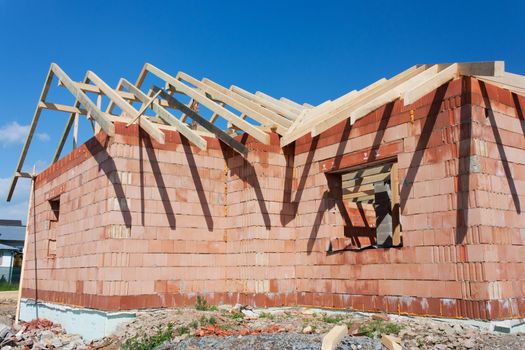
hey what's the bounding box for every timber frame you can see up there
[7,60,525,201]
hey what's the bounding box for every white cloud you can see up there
[0,122,50,147]
[0,176,31,223]
[37,133,50,142]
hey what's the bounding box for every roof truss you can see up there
[7,60,522,203]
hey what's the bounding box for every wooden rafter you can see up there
[142,63,270,145]
[151,86,249,156]
[120,79,207,150]
[201,78,292,128]
[231,85,300,121]
[178,72,289,135]
[86,71,165,144]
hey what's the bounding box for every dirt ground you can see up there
[0,296,524,349]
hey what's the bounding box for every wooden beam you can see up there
[152,85,249,156]
[402,63,459,105]
[456,61,504,77]
[86,71,165,144]
[308,65,433,138]
[178,72,289,135]
[201,78,292,127]
[38,101,86,115]
[7,66,54,202]
[126,90,162,127]
[52,73,92,163]
[231,85,300,120]
[58,80,138,101]
[255,91,303,115]
[52,64,115,137]
[143,64,270,145]
[120,79,207,150]
[475,72,525,95]
[346,65,441,127]
[280,97,306,110]
[281,74,391,146]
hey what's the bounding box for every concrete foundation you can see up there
[19,299,135,341]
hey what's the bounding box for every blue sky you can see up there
[0,0,524,222]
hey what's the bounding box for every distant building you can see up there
[0,219,25,283]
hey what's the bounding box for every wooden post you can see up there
[15,167,36,325]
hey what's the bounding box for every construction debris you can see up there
[321,324,348,350]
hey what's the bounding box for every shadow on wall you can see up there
[139,130,177,229]
[221,140,271,230]
[87,137,132,228]
[181,137,213,231]
[479,82,521,214]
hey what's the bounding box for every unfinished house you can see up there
[7,61,525,339]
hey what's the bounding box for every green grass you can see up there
[359,320,402,338]
[0,282,18,291]
[199,315,217,326]
[230,312,244,320]
[176,325,189,336]
[194,295,218,311]
[320,314,344,324]
[258,312,274,320]
[122,323,173,350]
[189,320,199,329]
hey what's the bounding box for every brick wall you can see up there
[21,77,525,320]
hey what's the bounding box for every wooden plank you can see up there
[343,190,375,201]
[475,72,525,95]
[345,194,375,203]
[7,66,54,202]
[38,101,86,114]
[456,61,504,77]
[255,91,303,115]
[475,77,525,96]
[341,163,393,181]
[281,74,393,146]
[72,113,79,149]
[403,63,459,105]
[391,162,401,246]
[310,65,432,137]
[121,79,207,150]
[343,183,375,195]
[14,170,35,325]
[346,65,441,126]
[58,80,138,101]
[86,71,165,144]
[126,90,162,126]
[152,86,249,156]
[179,72,289,135]
[52,73,92,163]
[201,78,292,127]
[280,97,306,110]
[342,172,391,188]
[144,64,270,145]
[52,64,115,137]
[381,334,402,350]
[231,85,300,120]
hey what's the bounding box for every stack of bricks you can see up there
[21,77,525,320]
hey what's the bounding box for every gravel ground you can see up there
[167,334,381,350]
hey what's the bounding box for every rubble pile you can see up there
[0,319,87,350]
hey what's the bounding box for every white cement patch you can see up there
[19,299,136,341]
